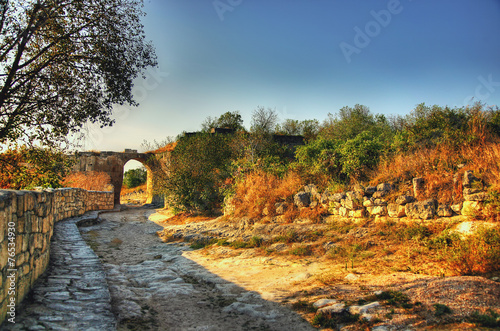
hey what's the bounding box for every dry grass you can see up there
[120,183,147,195]
[232,171,304,220]
[62,171,112,191]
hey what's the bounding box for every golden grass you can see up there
[232,171,304,220]
[62,171,112,191]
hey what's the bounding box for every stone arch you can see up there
[72,150,160,205]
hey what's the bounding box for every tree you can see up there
[250,106,278,134]
[123,167,147,189]
[0,0,157,145]
[201,111,244,132]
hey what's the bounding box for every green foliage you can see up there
[433,303,452,317]
[375,290,413,309]
[0,146,73,189]
[469,309,500,327]
[123,167,147,189]
[311,311,359,328]
[201,111,245,132]
[295,131,384,182]
[276,119,320,141]
[289,245,313,256]
[165,133,233,212]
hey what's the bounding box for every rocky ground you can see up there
[79,206,313,331]
[152,210,500,330]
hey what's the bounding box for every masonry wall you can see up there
[0,187,114,324]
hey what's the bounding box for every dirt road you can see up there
[80,207,313,331]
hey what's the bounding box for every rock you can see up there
[344,273,359,282]
[463,170,481,188]
[294,191,311,208]
[373,199,387,206]
[376,183,393,192]
[339,207,348,217]
[463,187,483,195]
[366,206,387,216]
[343,192,363,210]
[372,191,388,199]
[313,298,338,308]
[437,204,453,217]
[269,243,288,252]
[413,177,425,199]
[461,201,482,216]
[348,301,380,315]
[464,192,489,202]
[365,186,377,195]
[223,196,235,215]
[318,303,346,315]
[363,199,374,208]
[451,203,462,214]
[491,277,499,282]
[304,184,319,197]
[372,326,389,331]
[331,192,346,202]
[405,199,437,220]
[349,209,367,218]
[396,195,415,205]
[323,242,338,251]
[387,204,405,218]
[275,202,287,215]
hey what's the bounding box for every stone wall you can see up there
[243,170,490,221]
[0,187,114,325]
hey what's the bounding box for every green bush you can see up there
[123,167,147,189]
[165,133,233,212]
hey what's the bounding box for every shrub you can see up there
[230,171,303,219]
[0,146,74,189]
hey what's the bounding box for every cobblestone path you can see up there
[1,211,116,331]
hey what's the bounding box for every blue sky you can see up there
[82,0,500,155]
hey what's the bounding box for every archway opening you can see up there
[120,159,151,205]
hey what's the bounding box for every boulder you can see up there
[463,170,481,188]
[387,203,406,218]
[348,301,380,315]
[437,204,453,217]
[304,184,319,196]
[349,209,367,218]
[366,206,387,216]
[318,303,345,315]
[353,184,366,194]
[339,207,348,217]
[365,186,377,195]
[294,191,311,208]
[463,192,489,202]
[405,199,437,220]
[313,299,338,309]
[372,191,388,199]
[396,195,415,205]
[461,200,482,216]
[376,183,393,192]
[331,192,346,203]
[413,177,425,199]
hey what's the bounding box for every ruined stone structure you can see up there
[72,149,161,204]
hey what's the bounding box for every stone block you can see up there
[464,192,489,202]
[413,177,425,199]
[294,191,311,208]
[367,206,387,216]
[349,209,366,218]
[396,195,415,205]
[339,207,348,217]
[387,203,406,218]
[437,204,453,217]
[405,199,436,220]
[461,201,482,216]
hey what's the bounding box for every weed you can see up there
[291,300,317,313]
[290,245,313,256]
[469,309,500,327]
[433,303,452,317]
[375,290,413,309]
[311,311,359,329]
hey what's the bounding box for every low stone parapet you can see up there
[0,187,114,325]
